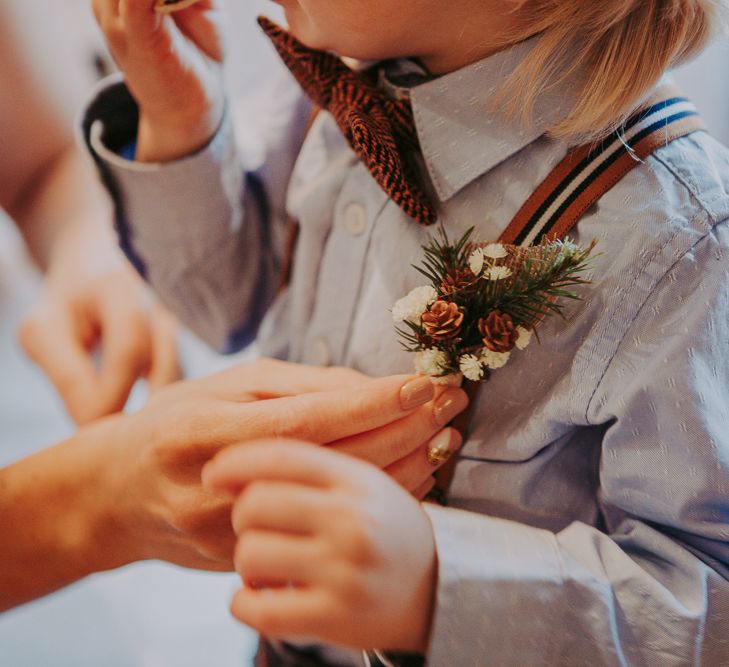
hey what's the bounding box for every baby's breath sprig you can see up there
[393,226,596,385]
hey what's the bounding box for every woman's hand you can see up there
[91,0,225,161]
[203,440,438,652]
[100,359,466,571]
[19,228,179,425]
[163,358,467,498]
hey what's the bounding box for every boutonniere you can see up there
[393,227,596,386]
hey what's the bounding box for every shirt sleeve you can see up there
[79,72,311,352]
[423,219,729,666]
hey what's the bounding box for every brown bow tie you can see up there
[258,17,438,226]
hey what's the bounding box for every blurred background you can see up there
[0,1,727,665]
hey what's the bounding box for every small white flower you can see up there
[414,348,449,377]
[392,285,438,323]
[432,373,463,386]
[515,326,533,350]
[482,243,509,259]
[480,348,511,369]
[459,354,485,381]
[468,248,485,276]
[484,266,513,281]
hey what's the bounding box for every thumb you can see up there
[145,304,180,393]
[96,303,152,416]
[171,1,225,62]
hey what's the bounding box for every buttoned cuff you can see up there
[422,504,565,667]
[80,74,242,271]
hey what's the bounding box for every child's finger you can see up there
[91,0,120,23]
[234,530,322,585]
[171,1,224,62]
[230,482,326,536]
[230,585,331,640]
[385,429,462,494]
[203,440,369,495]
[239,374,436,444]
[329,388,468,468]
[119,0,159,31]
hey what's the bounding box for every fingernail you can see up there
[400,376,434,410]
[433,389,469,427]
[425,429,461,466]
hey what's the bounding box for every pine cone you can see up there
[422,300,464,340]
[479,310,517,352]
[441,268,476,295]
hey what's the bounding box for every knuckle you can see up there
[231,485,264,533]
[333,510,378,568]
[268,402,306,440]
[233,532,259,575]
[327,561,360,601]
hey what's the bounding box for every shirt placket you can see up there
[302,163,388,366]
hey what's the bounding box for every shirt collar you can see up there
[382,39,571,202]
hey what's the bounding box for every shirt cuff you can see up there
[80,74,242,260]
[422,504,565,667]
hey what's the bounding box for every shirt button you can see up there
[311,338,332,366]
[343,203,367,236]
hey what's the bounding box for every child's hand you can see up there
[203,440,438,653]
[92,0,225,162]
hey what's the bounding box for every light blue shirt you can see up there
[83,38,729,665]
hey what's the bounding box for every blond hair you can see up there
[506,0,729,140]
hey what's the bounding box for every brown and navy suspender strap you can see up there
[435,86,706,500]
[501,85,705,247]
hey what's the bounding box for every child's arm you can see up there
[85,1,306,351]
[203,440,438,652]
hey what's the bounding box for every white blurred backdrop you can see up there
[0,2,727,666]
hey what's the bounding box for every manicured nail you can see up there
[400,376,434,410]
[426,429,462,466]
[433,389,469,427]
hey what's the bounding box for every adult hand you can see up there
[99,359,466,571]
[19,231,179,425]
[165,358,467,498]
[204,441,438,652]
[91,0,225,162]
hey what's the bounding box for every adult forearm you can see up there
[0,419,126,612]
[11,146,114,271]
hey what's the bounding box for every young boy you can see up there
[87,0,729,663]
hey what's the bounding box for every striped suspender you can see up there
[435,86,706,501]
[500,85,705,247]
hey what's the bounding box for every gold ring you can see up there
[426,444,451,466]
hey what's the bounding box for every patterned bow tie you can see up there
[258,17,438,225]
